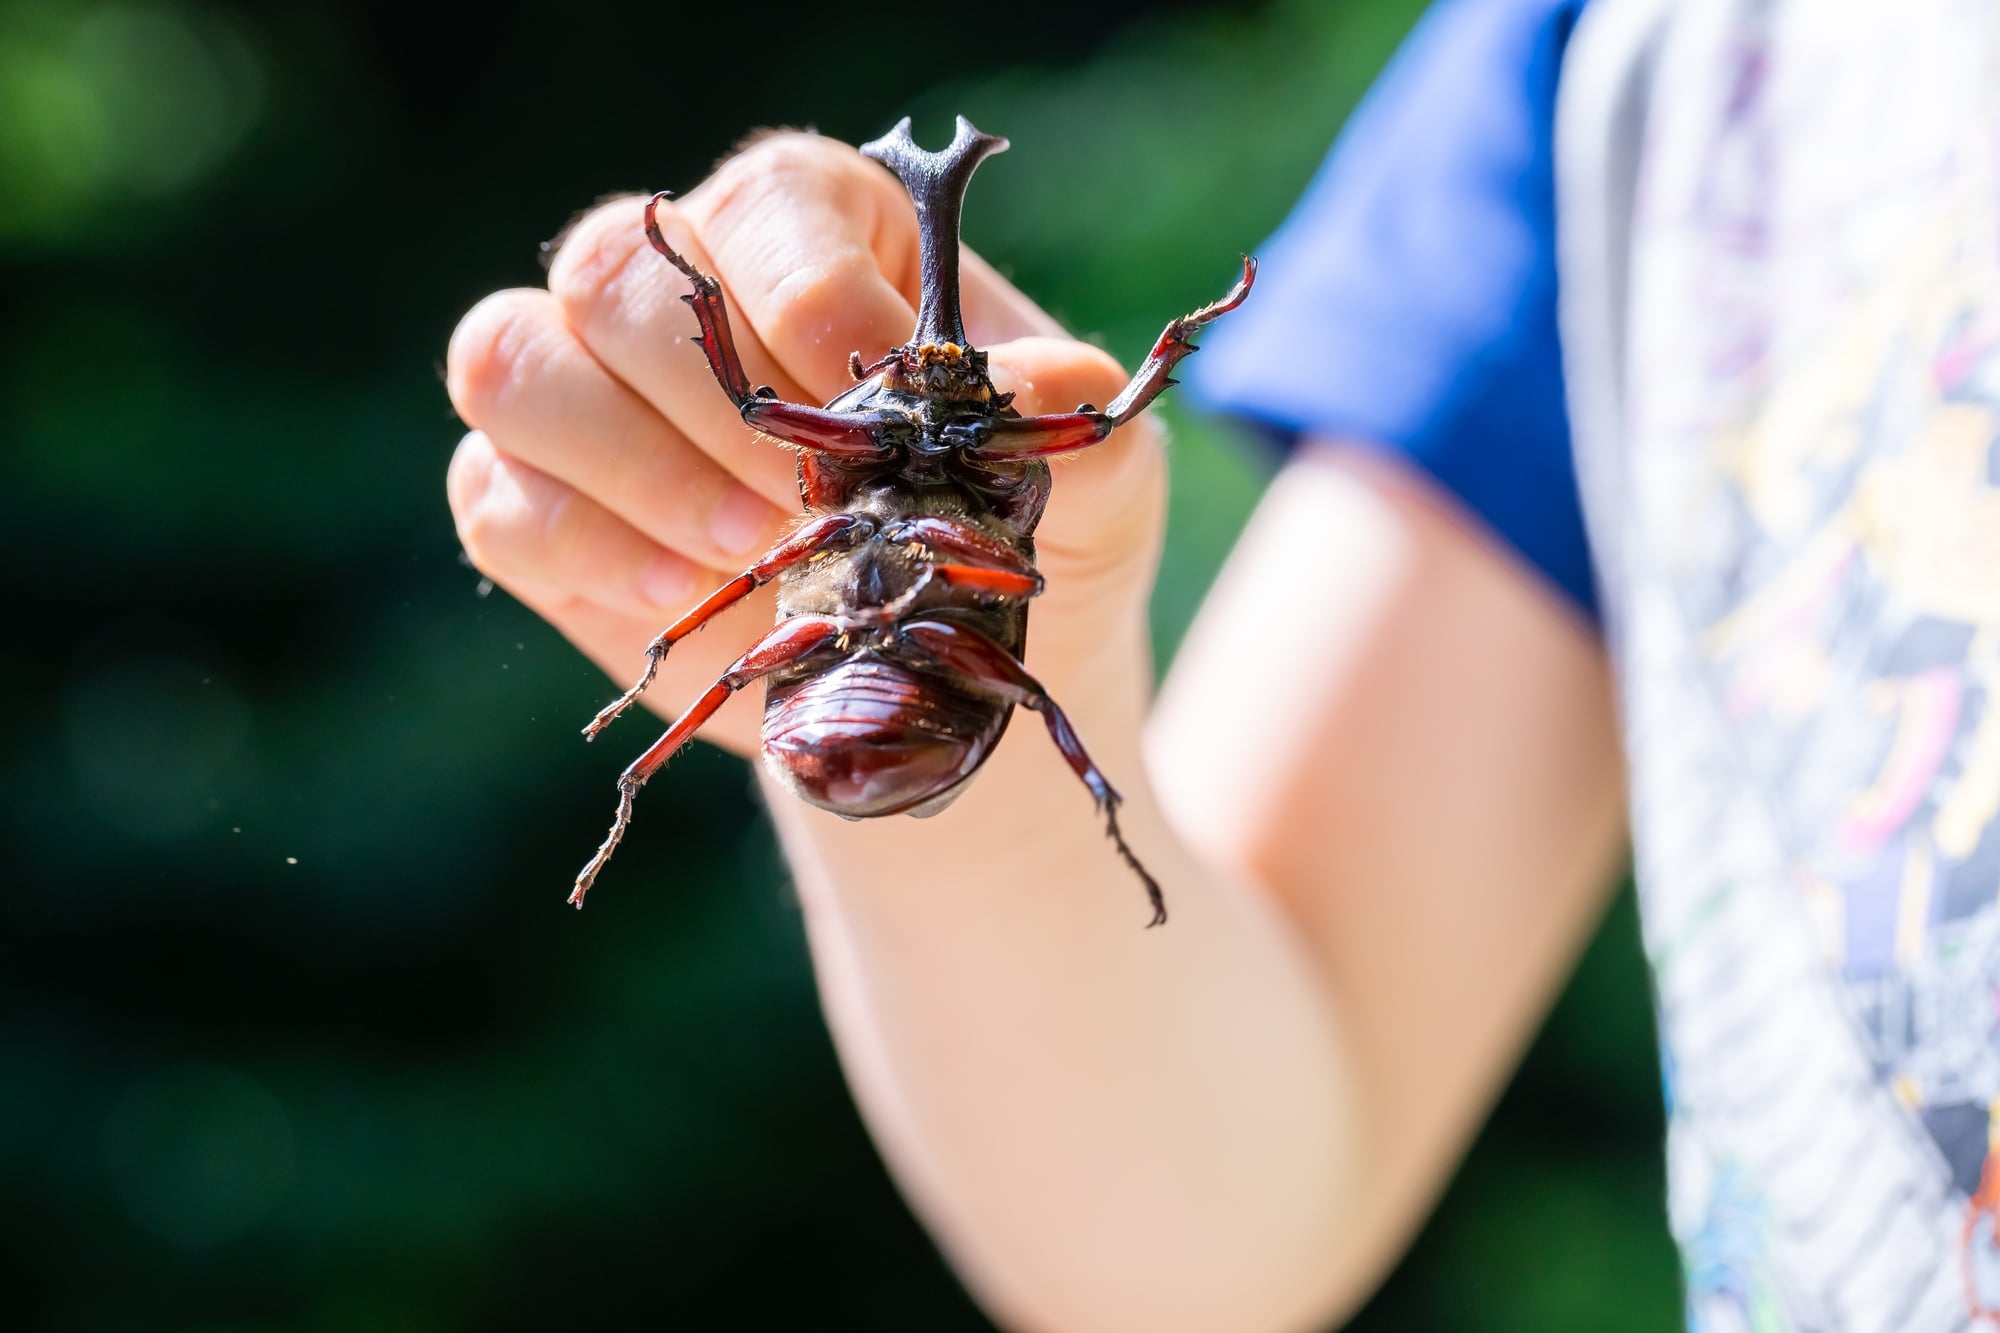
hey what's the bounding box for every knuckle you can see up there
[447,291,543,422]
[538,483,584,565]
[1067,341,1131,402]
[766,254,874,335]
[454,451,533,573]
[731,131,854,186]
[698,163,780,236]
[700,132,864,230]
[991,336,1131,414]
[547,196,649,327]
[445,430,495,522]
[455,488,506,571]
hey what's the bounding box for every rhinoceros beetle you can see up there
[571,116,1255,926]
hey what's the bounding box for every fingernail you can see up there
[640,548,697,610]
[711,483,780,558]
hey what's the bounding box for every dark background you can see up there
[1,0,1679,1327]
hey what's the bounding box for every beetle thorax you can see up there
[882,340,997,405]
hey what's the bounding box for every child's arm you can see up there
[445,131,1623,1332]
[775,438,1623,1333]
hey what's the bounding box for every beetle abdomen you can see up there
[761,656,1007,819]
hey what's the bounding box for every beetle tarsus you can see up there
[1103,255,1258,426]
[571,773,641,908]
[894,618,1170,926]
[568,616,844,907]
[968,256,1259,462]
[581,514,871,745]
[583,638,671,741]
[641,191,705,287]
[1098,793,1166,928]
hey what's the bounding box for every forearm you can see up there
[769,608,1360,1333]
[768,447,1628,1333]
[446,119,1627,1323]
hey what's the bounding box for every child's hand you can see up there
[445,132,1164,755]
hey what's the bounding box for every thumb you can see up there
[983,335,1166,588]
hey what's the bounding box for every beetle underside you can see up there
[568,116,1255,927]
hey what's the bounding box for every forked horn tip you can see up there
[860,115,1007,171]
[859,117,915,165]
[952,114,1008,156]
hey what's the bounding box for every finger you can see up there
[550,135,1063,491]
[984,334,1131,417]
[960,248,1066,346]
[795,140,1059,348]
[448,430,710,621]
[677,134,920,403]
[549,195,804,508]
[679,133,1056,401]
[447,288,791,568]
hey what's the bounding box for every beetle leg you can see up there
[743,397,905,463]
[845,561,1038,626]
[584,512,871,740]
[645,193,754,401]
[881,515,1044,591]
[928,565,1042,598]
[572,614,845,907]
[969,409,1111,460]
[1104,254,1257,420]
[966,255,1257,462]
[895,619,1166,927]
[645,193,899,463]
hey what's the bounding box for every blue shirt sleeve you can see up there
[1185,0,1596,621]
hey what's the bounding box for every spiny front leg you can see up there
[645,191,754,402]
[643,193,901,463]
[1102,254,1258,421]
[571,614,843,907]
[968,255,1258,462]
[896,618,1166,927]
[583,512,871,740]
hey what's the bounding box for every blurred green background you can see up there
[1,0,1678,1327]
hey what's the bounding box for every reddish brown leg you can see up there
[572,614,844,907]
[883,516,1044,590]
[896,619,1165,926]
[740,400,903,461]
[974,411,1109,459]
[584,512,870,740]
[929,565,1042,598]
[968,255,1258,462]
[645,193,899,463]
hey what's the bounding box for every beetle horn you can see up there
[861,115,1008,348]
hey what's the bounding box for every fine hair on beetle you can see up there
[569,116,1256,928]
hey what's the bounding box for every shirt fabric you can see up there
[1193,0,2000,1326]
[1563,0,2000,1326]
[1187,0,1595,618]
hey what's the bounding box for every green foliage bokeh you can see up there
[0,0,1676,1328]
